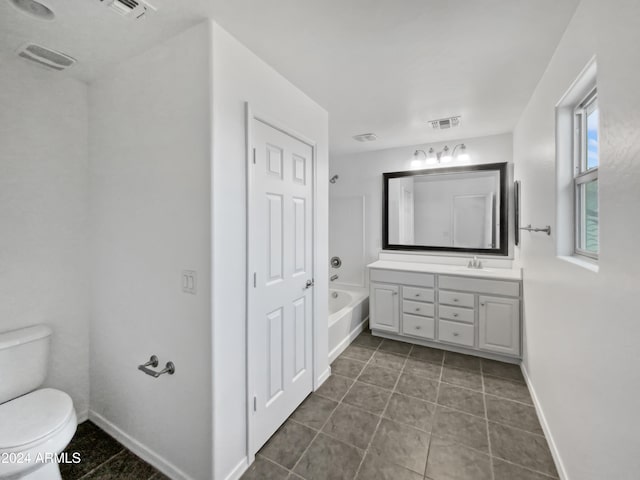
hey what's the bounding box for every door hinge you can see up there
[252,147,256,164]
[253,396,257,412]
[253,272,257,288]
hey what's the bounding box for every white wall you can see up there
[211,21,329,480]
[329,132,513,275]
[89,23,212,480]
[0,61,90,418]
[513,1,640,478]
[329,196,365,287]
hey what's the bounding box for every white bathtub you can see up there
[328,286,369,363]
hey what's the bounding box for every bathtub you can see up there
[328,286,369,363]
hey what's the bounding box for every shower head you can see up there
[330,175,339,184]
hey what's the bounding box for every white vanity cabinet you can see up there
[368,262,522,361]
[369,283,400,333]
[479,296,520,356]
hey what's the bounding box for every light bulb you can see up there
[425,148,437,165]
[440,146,452,163]
[456,144,470,162]
[410,150,427,168]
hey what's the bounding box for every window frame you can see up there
[573,87,599,260]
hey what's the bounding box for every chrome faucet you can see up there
[468,256,483,269]
[330,274,339,282]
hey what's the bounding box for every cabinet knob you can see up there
[480,303,485,307]
[415,326,422,330]
[392,291,398,296]
[453,332,460,337]
[415,293,420,297]
[415,308,420,312]
[453,298,459,302]
[453,313,458,317]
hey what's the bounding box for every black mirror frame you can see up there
[382,162,509,256]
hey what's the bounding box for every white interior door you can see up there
[249,118,314,452]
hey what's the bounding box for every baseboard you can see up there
[328,316,369,363]
[372,329,520,364]
[222,457,249,480]
[88,410,195,480]
[520,365,569,480]
[315,366,332,390]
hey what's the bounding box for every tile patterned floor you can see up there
[243,330,559,480]
[62,421,168,480]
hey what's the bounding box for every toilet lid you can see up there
[0,388,74,450]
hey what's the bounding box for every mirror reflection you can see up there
[384,164,507,254]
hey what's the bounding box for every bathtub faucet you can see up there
[330,274,339,282]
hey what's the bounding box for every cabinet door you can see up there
[479,296,520,356]
[370,283,399,333]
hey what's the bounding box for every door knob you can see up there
[304,279,314,289]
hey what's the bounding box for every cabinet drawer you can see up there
[439,290,474,308]
[403,286,434,303]
[439,275,520,297]
[438,320,474,347]
[403,300,435,317]
[370,269,435,288]
[402,314,435,340]
[439,305,474,324]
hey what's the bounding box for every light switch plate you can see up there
[182,270,197,294]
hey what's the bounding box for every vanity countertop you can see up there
[367,260,522,281]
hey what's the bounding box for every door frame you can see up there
[245,103,319,461]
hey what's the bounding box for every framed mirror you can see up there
[383,162,508,255]
[514,180,521,246]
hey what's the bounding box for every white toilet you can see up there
[0,326,77,480]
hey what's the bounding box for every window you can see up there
[556,58,598,269]
[573,88,599,258]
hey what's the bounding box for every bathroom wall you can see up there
[210,21,330,480]
[329,196,366,286]
[89,23,212,480]
[0,61,90,418]
[513,1,640,478]
[329,132,513,276]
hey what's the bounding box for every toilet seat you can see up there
[0,388,74,453]
[0,389,77,479]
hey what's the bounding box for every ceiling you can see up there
[0,0,580,154]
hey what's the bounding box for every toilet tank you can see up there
[0,325,52,404]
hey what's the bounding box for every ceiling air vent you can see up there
[104,0,156,19]
[430,116,461,130]
[352,133,377,142]
[17,44,76,71]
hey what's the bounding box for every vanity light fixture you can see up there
[410,149,427,168]
[410,143,469,167]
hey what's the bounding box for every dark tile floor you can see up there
[243,330,559,480]
[62,421,168,480]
